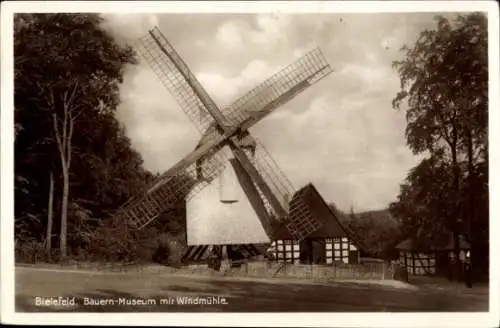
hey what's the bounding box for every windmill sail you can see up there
[119,133,231,229]
[249,140,294,215]
[137,27,227,132]
[242,140,324,241]
[222,47,332,126]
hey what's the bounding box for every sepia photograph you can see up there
[1,1,499,326]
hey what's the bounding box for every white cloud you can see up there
[101,14,159,44]
[197,59,279,105]
[116,60,199,173]
[240,60,273,82]
[214,21,244,49]
[292,43,319,59]
[250,13,292,46]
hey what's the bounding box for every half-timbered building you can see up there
[396,234,471,276]
[268,184,363,265]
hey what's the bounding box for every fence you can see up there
[221,261,395,281]
[17,260,396,282]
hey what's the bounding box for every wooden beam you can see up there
[230,158,275,239]
[230,146,288,219]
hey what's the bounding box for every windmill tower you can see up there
[117,26,333,265]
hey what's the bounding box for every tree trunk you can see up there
[46,171,54,259]
[60,169,69,261]
[451,134,461,281]
[50,81,78,262]
[53,112,74,262]
[466,129,474,281]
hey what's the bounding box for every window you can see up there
[406,252,436,275]
[325,237,357,264]
[273,239,301,263]
[399,255,406,266]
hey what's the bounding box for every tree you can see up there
[48,78,83,260]
[15,14,200,264]
[46,172,54,259]
[389,155,454,244]
[14,13,149,260]
[391,13,488,275]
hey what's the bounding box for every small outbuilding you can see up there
[396,233,471,276]
[268,184,364,265]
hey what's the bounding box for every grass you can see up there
[15,266,489,312]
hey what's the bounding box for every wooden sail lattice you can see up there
[119,26,333,240]
[286,189,323,240]
[221,47,332,126]
[250,140,293,215]
[137,27,222,131]
[120,147,229,229]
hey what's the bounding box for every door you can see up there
[299,239,326,264]
[348,250,359,264]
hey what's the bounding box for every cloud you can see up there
[214,21,245,49]
[252,90,422,212]
[115,56,199,173]
[101,13,159,45]
[250,14,292,46]
[197,59,279,106]
[214,14,295,50]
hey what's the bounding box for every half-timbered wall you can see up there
[271,240,300,263]
[271,237,358,264]
[400,249,469,276]
[399,251,436,275]
[448,249,467,262]
[325,237,358,264]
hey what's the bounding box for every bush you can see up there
[15,239,48,263]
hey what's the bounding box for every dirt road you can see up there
[15,266,488,312]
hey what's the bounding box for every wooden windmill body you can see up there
[118,27,334,264]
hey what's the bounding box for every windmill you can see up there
[117,26,333,264]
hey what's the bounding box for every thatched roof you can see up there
[396,233,471,252]
[355,209,400,228]
[339,208,402,257]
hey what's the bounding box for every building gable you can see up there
[273,183,360,244]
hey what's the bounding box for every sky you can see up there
[101,12,457,214]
